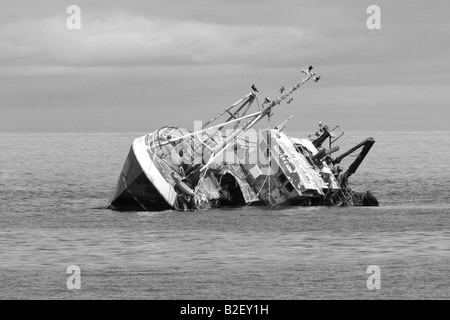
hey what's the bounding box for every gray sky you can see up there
[1,0,449,132]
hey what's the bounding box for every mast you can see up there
[199,66,321,171]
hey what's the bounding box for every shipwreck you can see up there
[107,67,378,211]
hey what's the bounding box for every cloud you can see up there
[0,13,313,69]
[0,0,449,131]
[2,1,449,73]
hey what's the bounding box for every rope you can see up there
[243,172,270,207]
[241,115,274,208]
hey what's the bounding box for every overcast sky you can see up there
[0,0,448,132]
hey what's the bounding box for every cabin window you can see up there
[295,144,315,166]
[278,174,287,184]
[285,182,295,193]
[294,144,304,155]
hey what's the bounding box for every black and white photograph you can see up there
[0,0,449,306]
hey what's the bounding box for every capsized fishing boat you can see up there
[107,67,378,211]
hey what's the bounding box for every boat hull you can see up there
[107,136,176,211]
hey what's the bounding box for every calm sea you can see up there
[0,131,449,299]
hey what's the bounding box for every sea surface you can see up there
[0,131,449,300]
